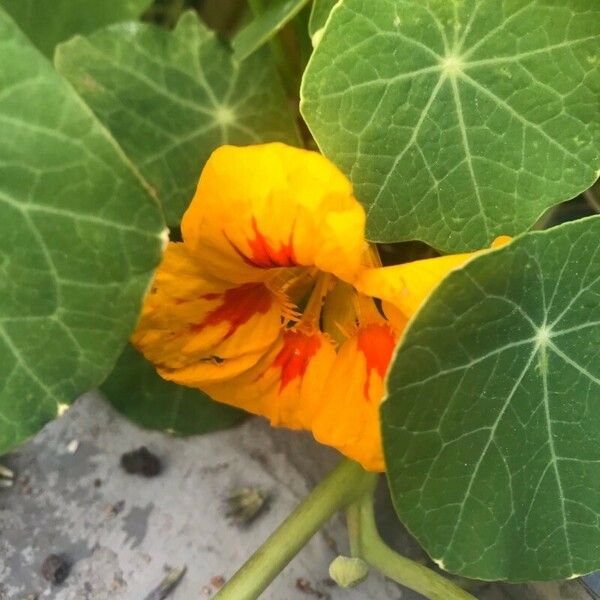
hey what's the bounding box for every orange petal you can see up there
[312,323,398,471]
[355,237,511,319]
[203,330,337,430]
[132,243,283,386]
[181,143,367,284]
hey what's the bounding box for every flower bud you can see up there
[328,555,369,588]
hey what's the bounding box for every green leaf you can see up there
[382,216,600,581]
[233,0,310,62]
[301,0,600,250]
[101,345,245,435]
[55,12,300,226]
[0,8,165,454]
[0,0,152,56]
[308,0,337,43]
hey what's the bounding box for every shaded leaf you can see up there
[301,0,600,250]
[55,12,300,226]
[0,0,152,56]
[0,8,165,454]
[101,344,245,436]
[382,216,600,580]
[232,0,310,61]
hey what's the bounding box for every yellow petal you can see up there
[181,143,367,284]
[132,242,283,386]
[312,323,398,471]
[355,237,511,318]
[203,330,337,430]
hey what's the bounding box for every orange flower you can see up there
[132,143,507,471]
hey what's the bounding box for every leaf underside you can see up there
[382,216,600,581]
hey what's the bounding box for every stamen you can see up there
[265,267,316,325]
[298,273,333,332]
[281,298,302,323]
[265,283,301,324]
[280,267,318,294]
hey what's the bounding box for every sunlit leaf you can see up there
[55,12,300,226]
[301,0,600,250]
[233,0,310,61]
[101,345,246,436]
[0,0,152,56]
[0,8,165,454]
[308,0,337,44]
[383,216,600,580]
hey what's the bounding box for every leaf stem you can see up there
[214,459,376,600]
[346,487,477,600]
[245,0,302,96]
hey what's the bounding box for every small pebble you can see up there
[66,439,79,454]
[41,554,70,585]
[120,446,162,477]
[106,500,126,517]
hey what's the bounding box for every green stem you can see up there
[347,488,477,600]
[214,459,376,600]
[248,0,266,13]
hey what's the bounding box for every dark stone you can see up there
[41,554,70,585]
[120,447,162,478]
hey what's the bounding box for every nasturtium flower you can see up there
[132,143,507,471]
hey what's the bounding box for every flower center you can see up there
[297,272,333,332]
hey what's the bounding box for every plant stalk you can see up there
[247,0,303,97]
[347,489,477,600]
[214,459,376,600]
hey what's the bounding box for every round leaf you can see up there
[382,216,600,580]
[0,9,165,454]
[301,0,600,250]
[55,12,300,226]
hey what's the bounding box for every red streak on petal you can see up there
[193,283,272,340]
[227,217,296,269]
[356,324,397,401]
[273,331,322,392]
[202,293,221,300]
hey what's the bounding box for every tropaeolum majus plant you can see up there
[0,1,598,599]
